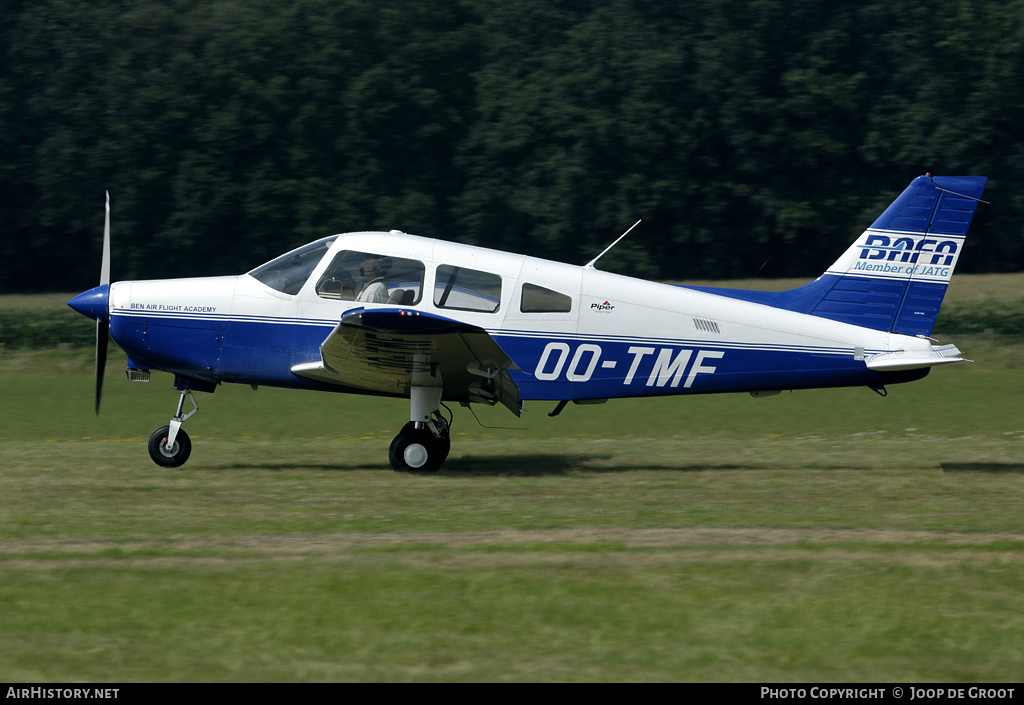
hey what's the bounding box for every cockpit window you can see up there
[434,265,501,313]
[316,250,425,305]
[249,236,338,295]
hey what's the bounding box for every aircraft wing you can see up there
[291,308,522,416]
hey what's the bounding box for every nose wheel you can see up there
[148,425,192,467]
[148,389,199,468]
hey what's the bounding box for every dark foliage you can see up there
[2,0,1020,293]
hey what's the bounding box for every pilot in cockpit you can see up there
[356,254,392,303]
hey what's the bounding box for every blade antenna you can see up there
[744,255,772,290]
[584,219,641,270]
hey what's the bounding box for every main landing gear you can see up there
[389,386,451,473]
[148,388,198,467]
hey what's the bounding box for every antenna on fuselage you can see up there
[744,254,772,290]
[584,219,642,270]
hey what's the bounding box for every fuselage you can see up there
[100,231,930,402]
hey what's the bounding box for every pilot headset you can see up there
[370,256,392,278]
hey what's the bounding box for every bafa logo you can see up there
[857,232,958,266]
[591,300,615,312]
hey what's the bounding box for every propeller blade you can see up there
[95,191,111,415]
[100,191,111,286]
[95,319,108,416]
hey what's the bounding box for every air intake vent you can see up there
[126,369,151,382]
[693,317,721,334]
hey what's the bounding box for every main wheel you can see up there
[148,425,192,468]
[389,422,446,473]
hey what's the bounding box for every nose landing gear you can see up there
[148,389,199,467]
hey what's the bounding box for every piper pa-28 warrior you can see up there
[68,174,988,472]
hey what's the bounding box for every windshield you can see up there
[248,236,338,294]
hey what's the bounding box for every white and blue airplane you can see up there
[68,174,988,472]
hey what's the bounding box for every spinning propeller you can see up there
[67,192,112,415]
[95,192,111,414]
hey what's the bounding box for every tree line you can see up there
[2,0,1021,293]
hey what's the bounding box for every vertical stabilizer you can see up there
[804,175,987,336]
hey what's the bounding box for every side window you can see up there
[433,265,501,313]
[520,283,572,313]
[316,251,425,305]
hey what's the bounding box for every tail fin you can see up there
[685,175,988,335]
[801,175,987,336]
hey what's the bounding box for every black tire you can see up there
[436,434,451,464]
[389,422,445,473]
[148,425,192,468]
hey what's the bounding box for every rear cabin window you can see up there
[520,283,572,313]
[315,250,425,305]
[433,265,501,313]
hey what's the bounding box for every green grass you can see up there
[2,351,1024,681]
[3,546,1021,681]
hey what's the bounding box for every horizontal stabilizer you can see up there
[865,343,967,371]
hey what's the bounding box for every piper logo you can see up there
[591,301,615,312]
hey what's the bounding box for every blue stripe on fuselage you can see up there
[111,312,922,399]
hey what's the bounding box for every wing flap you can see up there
[291,308,522,415]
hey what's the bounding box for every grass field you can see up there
[2,281,1024,682]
